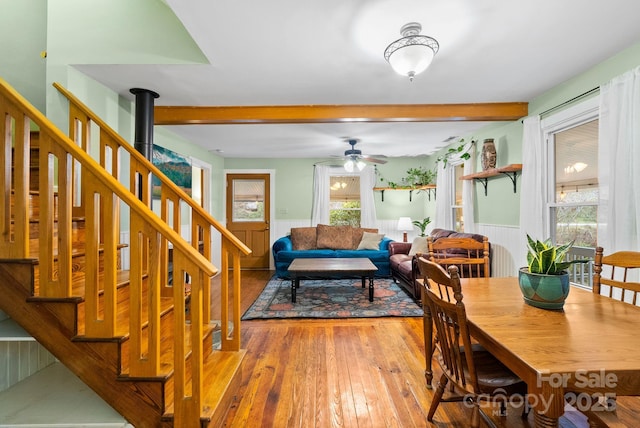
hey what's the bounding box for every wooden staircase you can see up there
[0,77,251,427]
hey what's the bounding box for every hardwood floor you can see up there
[217,270,590,428]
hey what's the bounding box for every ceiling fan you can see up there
[322,139,387,171]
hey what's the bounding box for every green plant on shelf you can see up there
[402,166,436,188]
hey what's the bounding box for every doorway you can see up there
[225,173,271,269]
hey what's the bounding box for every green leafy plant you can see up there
[402,166,436,187]
[412,217,431,237]
[525,234,589,275]
[435,139,473,168]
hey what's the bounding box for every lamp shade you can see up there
[384,22,439,81]
[397,217,413,231]
[387,44,435,78]
[344,159,355,172]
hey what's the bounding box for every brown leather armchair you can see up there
[389,229,491,305]
[389,241,423,304]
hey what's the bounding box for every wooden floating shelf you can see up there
[373,184,436,202]
[460,164,522,196]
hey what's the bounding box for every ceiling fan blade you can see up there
[364,157,387,164]
[361,155,388,164]
[315,159,345,167]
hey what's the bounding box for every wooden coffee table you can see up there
[287,258,378,303]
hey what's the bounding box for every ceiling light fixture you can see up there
[344,157,366,172]
[384,22,439,81]
[563,162,588,174]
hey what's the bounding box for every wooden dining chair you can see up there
[579,247,640,427]
[419,259,527,427]
[427,236,490,278]
[593,246,640,304]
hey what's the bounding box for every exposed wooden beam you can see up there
[154,102,528,125]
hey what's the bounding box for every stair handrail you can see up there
[1,77,217,426]
[52,82,250,257]
[53,82,251,352]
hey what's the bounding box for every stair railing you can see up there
[0,77,218,426]
[53,82,251,352]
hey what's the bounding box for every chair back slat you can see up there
[419,259,480,392]
[593,247,640,305]
[427,236,490,278]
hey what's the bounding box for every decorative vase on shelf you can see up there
[481,138,497,171]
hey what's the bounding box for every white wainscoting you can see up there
[476,224,522,277]
[0,311,56,393]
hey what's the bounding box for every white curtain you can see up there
[434,161,454,230]
[311,164,378,228]
[598,66,640,252]
[311,165,331,225]
[359,165,378,228]
[519,116,546,263]
[462,143,477,233]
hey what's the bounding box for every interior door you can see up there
[226,173,270,269]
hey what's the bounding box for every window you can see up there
[329,175,360,226]
[543,97,599,288]
[549,119,599,247]
[231,179,265,221]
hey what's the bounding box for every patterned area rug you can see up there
[242,276,423,319]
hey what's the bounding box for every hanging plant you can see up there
[435,139,474,168]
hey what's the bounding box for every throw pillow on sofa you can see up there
[290,227,317,250]
[357,232,385,250]
[408,236,429,256]
[316,224,353,249]
[351,227,378,249]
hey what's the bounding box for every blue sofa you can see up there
[272,226,393,278]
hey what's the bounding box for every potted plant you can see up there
[518,235,589,310]
[412,217,431,237]
[402,166,436,188]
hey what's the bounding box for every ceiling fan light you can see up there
[384,22,439,81]
[344,159,355,172]
[356,160,366,171]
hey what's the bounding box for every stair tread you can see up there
[30,241,128,260]
[164,349,246,422]
[0,362,130,427]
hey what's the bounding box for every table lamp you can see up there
[397,217,413,242]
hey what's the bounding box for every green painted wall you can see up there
[37,0,225,219]
[442,40,640,227]
[3,0,640,232]
[224,157,437,222]
[0,0,47,112]
[45,0,207,130]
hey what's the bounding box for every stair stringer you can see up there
[0,260,173,428]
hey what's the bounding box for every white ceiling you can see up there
[74,0,640,160]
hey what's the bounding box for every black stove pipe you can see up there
[130,88,159,160]
[130,88,159,201]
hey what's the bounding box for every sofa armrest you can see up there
[389,241,412,256]
[379,237,393,251]
[272,236,293,255]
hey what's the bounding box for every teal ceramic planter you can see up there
[518,268,570,310]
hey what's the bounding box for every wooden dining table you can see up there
[422,276,640,428]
